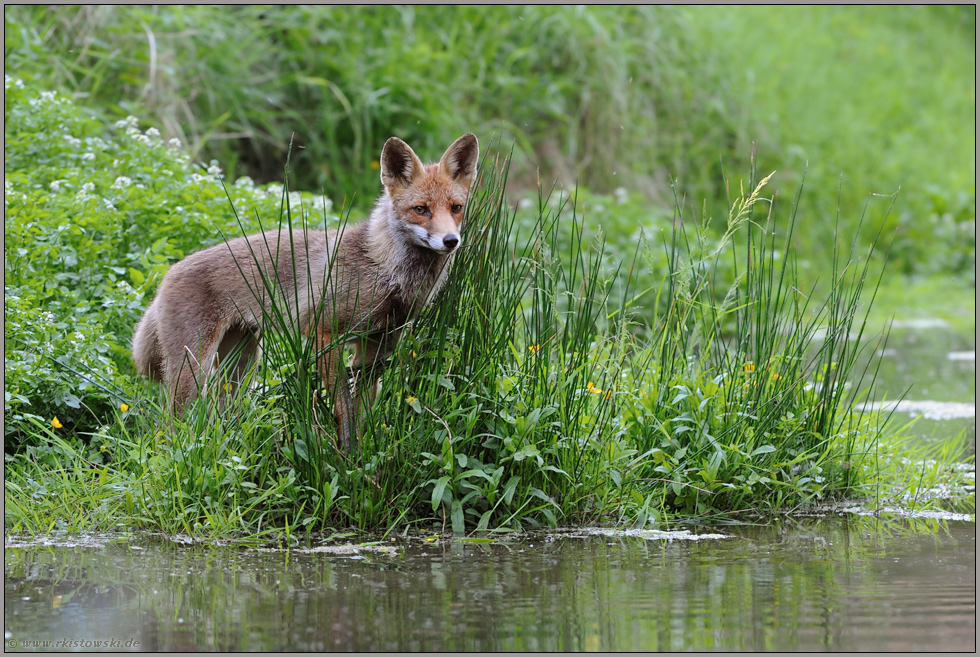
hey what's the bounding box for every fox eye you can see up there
[451,204,463,214]
[413,205,429,216]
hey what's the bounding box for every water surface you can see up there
[4,517,975,652]
[856,323,975,449]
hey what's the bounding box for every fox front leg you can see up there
[343,331,393,448]
[315,326,358,453]
[335,378,358,453]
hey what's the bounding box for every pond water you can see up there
[859,321,976,451]
[4,324,975,652]
[2,517,974,652]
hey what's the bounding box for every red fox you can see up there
[132,133,479,450]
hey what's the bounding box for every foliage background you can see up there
[5,5,975,277]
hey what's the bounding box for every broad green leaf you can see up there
[430,476,451,513]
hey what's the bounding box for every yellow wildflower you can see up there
[744,363,755,373]
[369,160,381,171]
[120,403,130,412]
[51,417,63,429]
[406,395,419,406]
[587,382,603,395]
[528,344,541,354]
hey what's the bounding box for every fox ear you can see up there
[380,137,426,190]
[439,133,479,187]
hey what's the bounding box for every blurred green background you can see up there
[5,5,975,279]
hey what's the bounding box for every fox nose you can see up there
[442,235,460,251]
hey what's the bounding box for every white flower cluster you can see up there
[287,191,303,211]
[4,180,27,206]
[74,182,97,205]
[130,132,153,146]
[311,195,333,214]
[114,116,140,135]
[4,75,25,90]
[29,90,63,106]
[111,176,133,190]
[111,116,163,146]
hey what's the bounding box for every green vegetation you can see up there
[5,80,972,538]
[4,5,974,537]
[4,5,975,279]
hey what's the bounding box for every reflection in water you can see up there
[4,517,975,652]
[866,325,975,407]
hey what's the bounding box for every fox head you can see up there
[380,133,479,254]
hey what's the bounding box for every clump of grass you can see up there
[19,156,896,536]
[615,165,898,516]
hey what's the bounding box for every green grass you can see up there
[4,5,974,279]
[686,5,976,275]
[867,277,976,334]
[8,77,975,539]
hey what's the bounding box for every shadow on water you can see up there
[3,516,975,652]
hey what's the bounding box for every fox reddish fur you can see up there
[131,133,479,449]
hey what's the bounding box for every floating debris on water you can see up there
[257,543,399,556]
[837,505,975,522]
[581,528,731,541]
[4,532,133,549]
